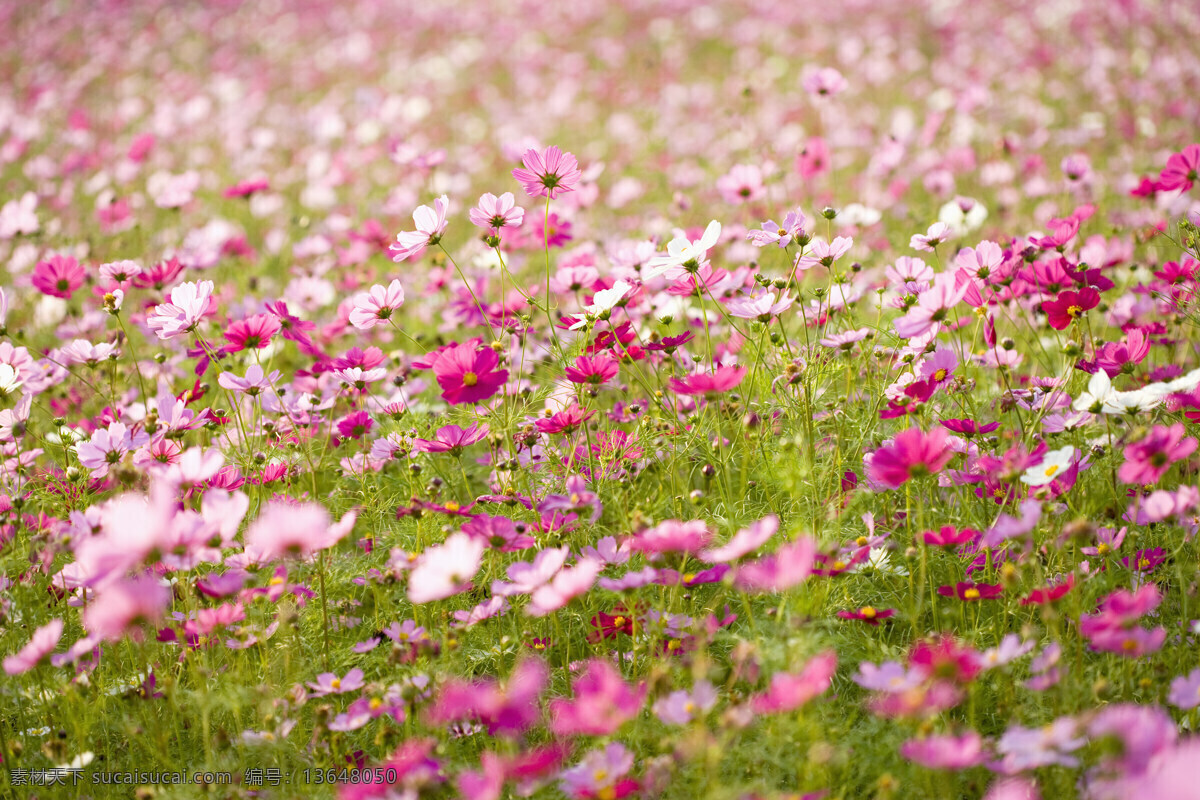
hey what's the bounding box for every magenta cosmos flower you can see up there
[349,279,406,330]
[867,426,955,489]
[1158,143,1200,192]
[549,659,646,736]
[431,343,508,405]
[32,254,85,299]
[511,145,581,200]
[668,365,747,396]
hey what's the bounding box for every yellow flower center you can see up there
[369,697,383,711]
[964,588,980,600]
[331,678,341,690]
[855,536,869,546]
[1097,543,1110,555]
[598,786,617,800]
[444,501,460,512]
[833,560,847,571]
[461,372,478,387]
[1044,464,1060,477]
[613,616,626,627]
[683,573,696,583]
[1067,304,1083,318]
[933,368,947,381]
[1138,558,1151,569]
[860,606,877,618]
[1122,638,1138,651]
[269,576,285,586]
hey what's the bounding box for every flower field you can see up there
[4,0,1200,797]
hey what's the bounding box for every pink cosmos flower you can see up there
[726,291,794,322]
[1168,668,1200,710]
[83,575,171,641]
[223,313,280,352]
[469,192,524,232]
[308,668,365,697]
[407,532,485,604]
[491,547,569,597]
[701,515,779,563]
[716,164,766,204]
[431,343,508,406]
[802,66,848,97]
[389,196,449,262]
[411,422,489,455]
[1117,423,1197,485]
[1158,143,1200,192]
[549,659,646,736]
[910,222,953,251]
[867,426,954,489]
[893,272,969,339]
[75,421,150,478]
[900,732,987,770]
[512,145,581,199]
[750,651,837,713]
[147,280,216,340]
[734,537,818,592]
[564,352,620,385]
[668,365,747,396]
[653,680,718,725]
[526,558,602,617]
[218,364,280,396]
[3,618,64,675]
[630,519,712,556]
[245,501,357,561]
[559,743,637,800]
[32,254,85,299]
[349,279,406,329]
[794,236,853,272]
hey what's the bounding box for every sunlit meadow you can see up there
[2,0,1200,797]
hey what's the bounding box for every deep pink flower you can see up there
[668,365,747,396]
[549,659,646,736]
[564,352,620,385]
[223,313,280,352]
[32,254,85,299]
[432,343,508,406]
[867,426,954,489]
[336,411,374,440]
[921,526,979,547]
[937,581,1002,601]
[512,145,581,200]
[1158,143,1200,192]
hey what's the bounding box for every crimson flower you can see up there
[1041,287,1100,330]
[937,582,1002,601]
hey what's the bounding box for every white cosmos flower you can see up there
[1021,446,1076,486]
[569,280,634,330]
[0,364,22,395]
[938,198,988,237]
[1073,370,1116,413]
[642,220,721,280]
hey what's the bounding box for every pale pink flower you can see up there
[349,279,406,329]
[389,195,450,262]
[3,618,64,675]
[74,421,149,478]
[526,558,602,616]
[147,280,214,340]
[408,532,486,604]
[245,501,357,562]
